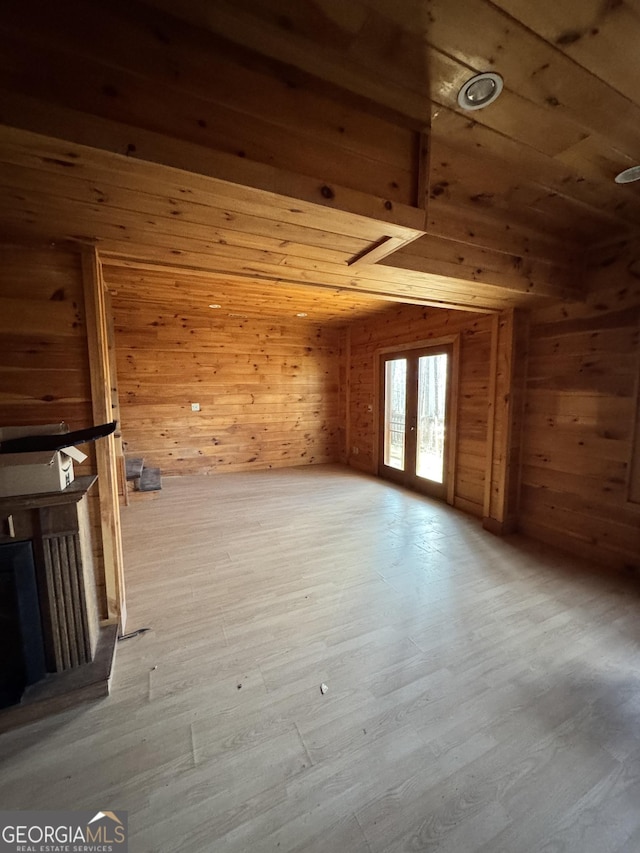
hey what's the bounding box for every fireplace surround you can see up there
[0,476,117,730]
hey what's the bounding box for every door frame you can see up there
[374,335,460,505]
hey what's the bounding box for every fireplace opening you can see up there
[0,541,47,708]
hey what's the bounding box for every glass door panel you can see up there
[416,353,448,483]
[380,345,453,500]
[383,358,407,470]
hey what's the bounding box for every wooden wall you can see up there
[519,242,640,572]
[0,245,108,614]
[110,282,345,475]
[347,303,495,517]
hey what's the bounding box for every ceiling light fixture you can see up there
[457,72,503,111]
[614,166,640,184]
[296,312,308,318]
[208,303,221,308]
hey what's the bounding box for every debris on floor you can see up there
[125,456,162,493]
[320,683,328,695]
[125,456,144,481]
[139,466,162,492]
[118,627,152,641]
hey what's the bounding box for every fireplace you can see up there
[0,541,46,707]
[0,476,118,730]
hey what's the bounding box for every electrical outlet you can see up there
[352,446,359,455]
[191,402,200,412]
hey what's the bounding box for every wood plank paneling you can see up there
[104,263,395,327]
[491,0,640,106]
[0,117,577,311]
[519,242,640,572]
[457,324,492,513]
[108,268,345,475]
[0,246,108,615]
[146,0,640,249]
[381,233,580,301]
[0,0,423,226]
[0,0,620,312]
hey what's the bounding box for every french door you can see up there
[379,344,453,500]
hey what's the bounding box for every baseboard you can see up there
[482,516,518,536]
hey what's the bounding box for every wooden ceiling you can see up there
[149,0,640,247]
[103,262,402,325]
[0,0,639,316]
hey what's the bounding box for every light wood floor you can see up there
[1,464,640,852]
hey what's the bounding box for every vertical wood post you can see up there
[105,289,129,507]
[82,247,126,627]
[483,308,526,535]
[483,313,500,519]
[446,335,461,506]
[344,325,351,463]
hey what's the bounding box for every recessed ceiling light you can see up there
[296,312,308,318]
[457,72,503,111]
[208,303,221,308]
[614,166,640,184]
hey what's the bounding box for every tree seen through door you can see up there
[381,348,450,496]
